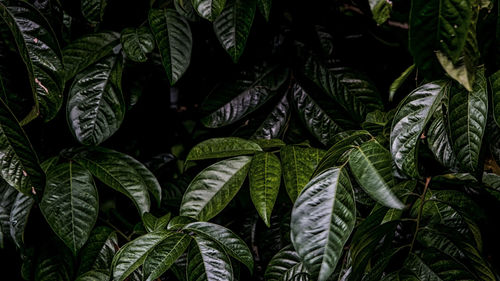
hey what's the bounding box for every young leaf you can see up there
[349,140,404,209]
[149,8,192,85]
[40,162,99,255]
[369,0,392,24]
[249,152,281,226]
[291,167,356,281]
[183,221,254,272]
[186,137,262,161]
[192,0,227,21]
[187,235,234,281]
[180,156,252,221]
[9,192,34,248]
[78,226,118,276]
[390,81,447,177]
[213,0,256,62]
[121,27,155,63]
[280,145,325,202]
[81,0,107,25]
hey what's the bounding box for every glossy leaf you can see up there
[78,226,118,275]
[280,145,325,202]
[174,0,198,21]
[183,221,254,272]
[187,235,234,281]
[9,191,34,248]
[213,0,256,62]
[40,162,99,255]
[249,152,281,226]
[143,232,191,281]
[490,69,500,127]
[291,167,356,281]
[404,250,476,280]
[390,81,447,177]
[448,69,487,173]
[186,137,262,162]
[427,110,458,169]
[0,98,44,195]
[167,216,197,230]
[142,212,171,232]
[149,8,192,85]
[252,94,290,139]
[0,181,16,247]
[389,64,415,102]
[265,245,303,281]
[349,140,404,209]
[121,27,155,63]
[67,55,125,146]
[180,156,252,221]
[192,0,226,21]
[81,0,107,24]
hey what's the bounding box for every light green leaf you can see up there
[149,8,192,85]
[81,0,107,25]
[186,137,262,162]
[213,0,256,62]
[9,191,34,248]
[192,0,226,21]
[291,167,356,281]
[180,156,252,221]
[187,235,234,281]
[121,27,155,63]
[78,226,118,276]
[40,162,98,255]
[389,64,415,102]
[369,0,392,24]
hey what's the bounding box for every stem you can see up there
[99,217,130,242]
[409,177,431,253]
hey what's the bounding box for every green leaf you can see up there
[252,94,290,139]
[167,216,197,230]
[389,64,415,102]
[67,55,125,146]
[78,226,118,276]
[448,68,487,173]
[249,152,281,226]
[213,0,256,62]
[34,244,74,281]
[40,162,99,255]
[192,0,226,21]
[369,0,392,24]
[257,0,272,21]
[490,69,500,127]
[180,156,252,221]
[142,212,171,232]
[120,27,155,63]
[183,221,254,272]
[76,270,109,281]
[0,181,16,248]
[390,81,447,177]
[427,109,458,169]
[265,245,304,281]
[251,139,286,150]
[187,235,234,281]
[291,167,356,281]
[186,137,262,162]
[349,140,404,209]
[0,1,64,122]
[63,32,120,81]
[404,250,476,280]
[0,98,44,195]
[280,145,325,202]
[149,8,193,85]
[81,0,107,25]
[9,191,34,248]
[143,233,191,281]
[111,231,171,281]
[73,147,151,215]
[174,0,198,21]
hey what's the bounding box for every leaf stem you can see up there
[409,177,431,253]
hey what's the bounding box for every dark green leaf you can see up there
[427,109,458,169]
[265,245,303,281]
[489,69,500,127]
[81,0,107,25]
[121,27,155,63]
[404,250,476,280]
[187,235,234,281]
[142,212,171,232]
[0,181,16,247]
[78,226,118,276]
[174,0,198,21]
[75,270,109,281]
[186,137,262,162]
[389,64,415,102]
[167,216,196,230]
[257,0,272,21]
[252,94,290,139]
[192,0,226,21]
[9,191,34,248]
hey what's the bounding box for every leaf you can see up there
[369,0,392,24]
[167,216,197,230]
[0,181,16,247]
[427,109,458,169]
[111,231,171,281]
[142,212,171,232]
[149,8,192,85]
[73,147,151,215]
[280,145,325,202]
[490,69,500,127]
[40,162,99,255]
[183,221,254,272]
[249,152,281,226]
[78,226,118,276]
[76,270,109,281]
[63,32,120,81]
[0,1,64,122]
[404,250,476,280]
[291,167,356,281]
[389,64,415,102]
[186,137,262,162]
[448,68,487,173]
[187,235,234,281]
[213,0,256,62]
[67,55,125,146]
[180,156,252,221]
[390,81,447,177]
[120,27,155,63]
[257,0,272,21]
[9,191,34,248]
[349,140,404,209]
[0,98,44,195]
[174,0,198,21]
[143,233,191,281]
[34,244,74,281]
[81,0,107,24]
[265,245,303,281]
[192,0,226,21]
[252,94,290,139]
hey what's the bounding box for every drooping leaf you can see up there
[389,64,415,102]
[180,156,252,221]
[143,232,191,281]
[448,68,487,174]
[291,167,356,281]
[427,109,458,169]
[73,147,151,215]
[40,162,99,255]
[149,8,192,85]
[78,226,118,276]
[187,235,234,281]
[9,191,34,248]
[390,81,447,177]
[183,221,254,272]
[213,0,256,62]
[186,137,262,162]
[265,245,304,281]
[67,55,125,146]
[280,145,325,202]
[252,94,290,139]
[81,0,107,25]
[121,27,155,63]
[0,1,64,122]
[349,140,404,209]
[63,32,120,80]
[257,0,272,21]
[249,152,281,226]
[0,98,44,195]
[369,0,392,24]
[192,0,226,21]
